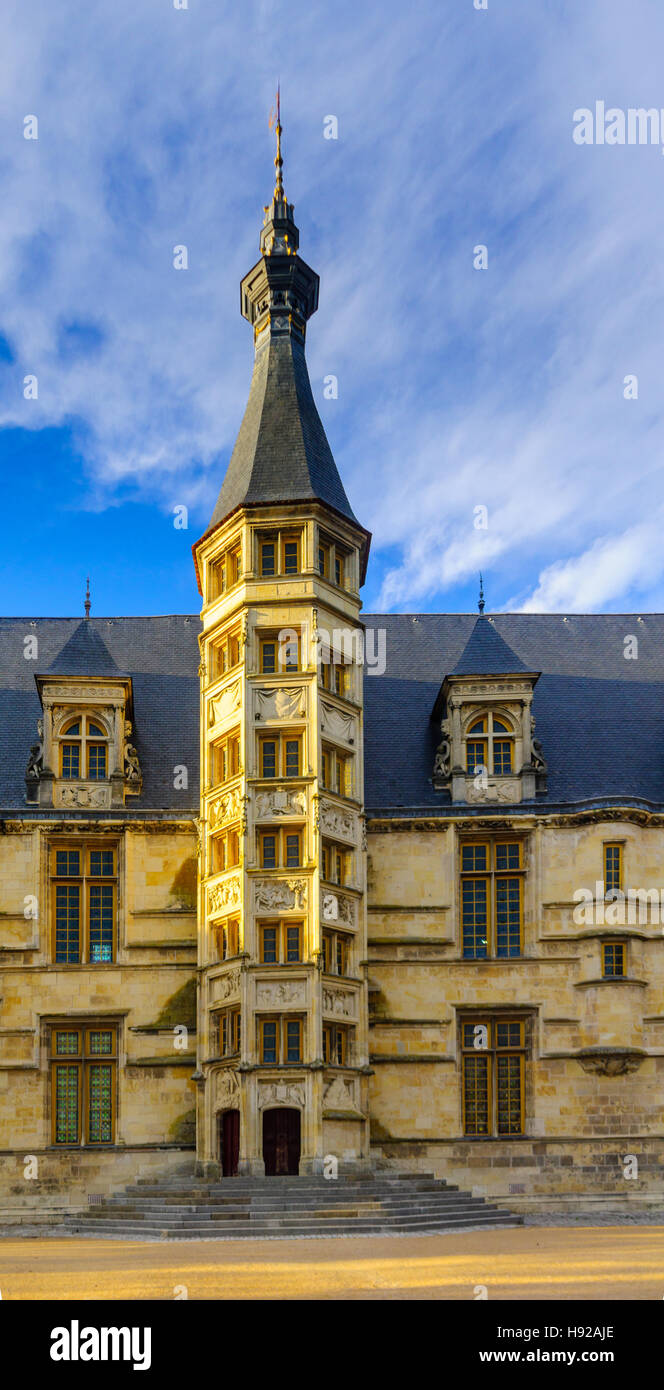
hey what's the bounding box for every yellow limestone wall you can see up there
[367,819,664,1206]
[0,821,198,1212]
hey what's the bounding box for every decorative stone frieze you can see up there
[254,878,307,912]
[208,875,242,916]
[254,687,306,721]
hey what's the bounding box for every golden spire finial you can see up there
[269,84,285,201]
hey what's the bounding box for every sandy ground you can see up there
[0,1226,662,1299]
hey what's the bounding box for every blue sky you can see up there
[0,0,663,617]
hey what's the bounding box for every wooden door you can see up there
[263,1108,300,1176]
[220,1108,240,1177]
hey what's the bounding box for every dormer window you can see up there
[466,714,514,776]
[61,716,109,781]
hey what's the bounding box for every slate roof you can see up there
[363,612,664,815]
[43,619,126,677]
[0,617,200,815]
[208,333,360,530]
[451,614,530,675]
[1,610,663,818]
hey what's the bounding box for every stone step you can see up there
[64,1211,518,1239]
[79,1199,495,1223]
[101,1189,476,1210]
[63,1170,522,1240]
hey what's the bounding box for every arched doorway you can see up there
[263,1108,300,1176]
[218,1109,240,1177]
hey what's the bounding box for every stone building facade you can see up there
[1,140,663,1213]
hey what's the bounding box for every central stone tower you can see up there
[193,113,371,1177]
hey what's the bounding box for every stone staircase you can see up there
[63,1171,522,1240]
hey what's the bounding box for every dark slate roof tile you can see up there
[209,334,359,528]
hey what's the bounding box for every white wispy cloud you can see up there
[0,0,661,615]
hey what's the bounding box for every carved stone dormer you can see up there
[29,620,141,807]
[431,616,546,805]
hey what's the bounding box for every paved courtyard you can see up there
[0,1225,662,1299]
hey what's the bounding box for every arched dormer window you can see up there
[61,716,109,781]
[466,714,514,776]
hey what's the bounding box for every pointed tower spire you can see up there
[269,84,285,201]
[201,101,369,573]
[84,576,91,620]
[478,573,485,615]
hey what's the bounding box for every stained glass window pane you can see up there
[55,1031,80,1055]
[87,1063,113,1143]
[496,1055,523,1134]
[55,1064,79,1144]
[463,1055,489,1135]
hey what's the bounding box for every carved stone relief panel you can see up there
[254,788,307,820]
[322,986,356,1019]
[215,1069,240,1110]
[208,681,242,727]
[320,702,355,745]
[257,1081,306,1110]
[256,979,307,1008]
[213,968,242,1003]
[208,874,242,917]
[321,890,355,927]
[319,800,355,843]
[465,778,520,804]
[255,687,306,721]
[255,878,307,913]
[209,787,243,828]
[323,1075,359,1112]
[55,784,112,809]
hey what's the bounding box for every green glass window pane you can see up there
[87,1063,113,1143]
[89,1031,114,1055]
[55,1064,79,1144]
[55,1031,80,1055]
